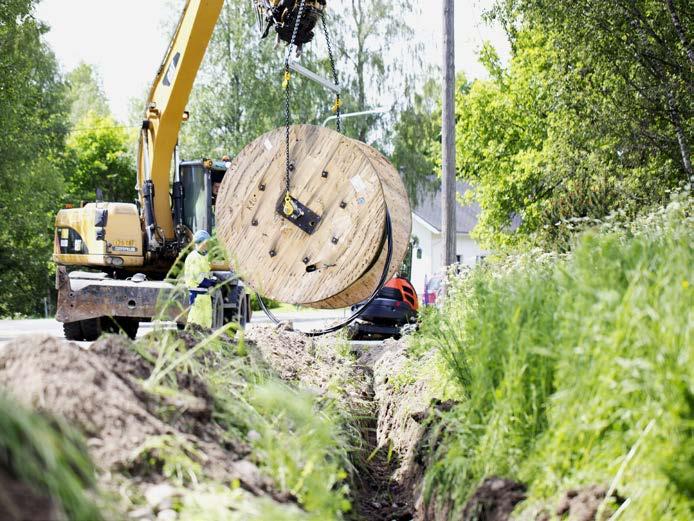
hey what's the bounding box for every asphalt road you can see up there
[0,308,352,347]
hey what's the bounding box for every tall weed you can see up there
[422,196,693,519]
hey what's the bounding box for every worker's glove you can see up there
[198,277,217,289]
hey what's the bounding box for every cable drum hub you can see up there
[215,124,411,309]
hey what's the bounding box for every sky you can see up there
[36,0,511,122]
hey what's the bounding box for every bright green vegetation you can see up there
[465,0,692,249]
[61,111,136,204]
[0,0,134,316]
[132,327,354,520]
[0,0,68,317]
[0,394,102,520]
[417,198,693,519]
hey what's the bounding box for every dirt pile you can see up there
[0,468,63,521]
[0,335,168,471]
[245,325,372,403]
[533,485,623,521]
[461,477,527,521]
[0,334,283,512]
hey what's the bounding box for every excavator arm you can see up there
[138,0,326,254]
[137,0,224,251]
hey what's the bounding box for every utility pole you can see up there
[441,0,457,268]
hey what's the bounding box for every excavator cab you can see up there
[178,160,227,235]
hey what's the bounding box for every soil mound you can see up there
[461,477,527,521]
[544,485,623,521]
[0,335,269,493]
[91,335,221,441]
[0,335,166,470]
[245,325,371,401]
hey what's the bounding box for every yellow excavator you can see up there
[53,0,327,340]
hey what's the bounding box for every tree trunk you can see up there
[664,0,694,66]
[667,88,693,181]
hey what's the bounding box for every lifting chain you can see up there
[281,1,340,217]
[321,11,341,133]
[282,0,307,216]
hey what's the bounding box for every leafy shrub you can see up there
[250,293,281,311]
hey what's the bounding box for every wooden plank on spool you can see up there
[307,141,412,308]
[216,125,392,305]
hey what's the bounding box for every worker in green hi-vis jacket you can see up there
[184,230,215,328]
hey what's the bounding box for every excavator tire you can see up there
[119,318,139,340]
[63,321,85,341]
[226,286,247,328]
[236,291,248,329]
[212,290,225,331]
[103,317,139,339]
[81,318,102,342]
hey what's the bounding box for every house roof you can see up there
[412,180,480,234]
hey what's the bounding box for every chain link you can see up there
[283,0,307,204]
[281,1,341,215]
[321,11,341,133]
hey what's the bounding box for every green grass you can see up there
[0,394,102,520]
[130,326,354,520]
[417,196,693,519]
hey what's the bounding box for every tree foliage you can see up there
[0,6,133,315]
[62,112,136,204]
[390,78,441,206]
[180,0,425,160]
[329,0,424,142]
[64,62,110,126]
[0,0,68,316]
[452,0,693,249]
[179,3,334,159]
[496,0,692,178]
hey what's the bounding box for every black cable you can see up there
[255,209,394,337]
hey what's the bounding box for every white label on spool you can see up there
[264,138,273,151]
[350,175,367,194]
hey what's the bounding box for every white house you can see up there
[409,181,488,299]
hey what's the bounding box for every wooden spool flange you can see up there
[215,125,411,308]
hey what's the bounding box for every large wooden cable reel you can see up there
[215,124,411,308]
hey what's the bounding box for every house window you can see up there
[456,255,462,263]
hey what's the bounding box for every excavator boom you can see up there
[138,0,224,249]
